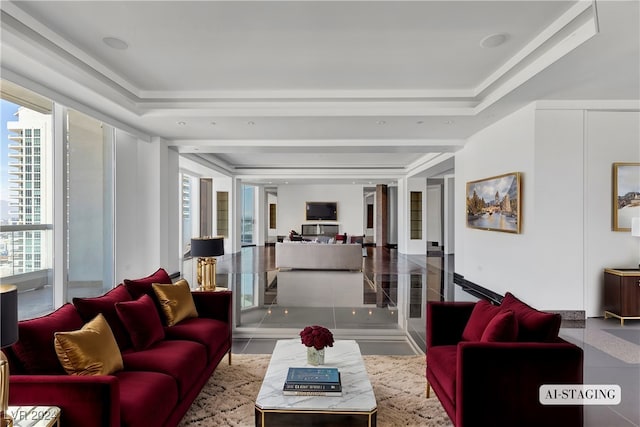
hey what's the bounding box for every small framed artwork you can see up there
[612,162,640,231]
[466,172,522,233]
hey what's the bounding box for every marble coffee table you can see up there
[255,339,377,427]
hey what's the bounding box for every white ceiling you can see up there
[1,1,638,184]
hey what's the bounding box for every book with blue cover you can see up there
[285,367,340,384]
[283,367,342,395]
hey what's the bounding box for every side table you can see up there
[6,406,60,427]
[603,268,640,325]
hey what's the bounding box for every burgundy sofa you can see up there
[426,292,584,427]
[3,268,232,427]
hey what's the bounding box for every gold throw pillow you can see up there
[54,313,123,376]
[152,279,198,326]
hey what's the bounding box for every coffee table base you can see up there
[255,407,377,427]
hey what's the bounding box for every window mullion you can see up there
[52,103,68,308]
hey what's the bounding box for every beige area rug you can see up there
[179,354,453,427]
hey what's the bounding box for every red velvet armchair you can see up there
[426,295,584,427]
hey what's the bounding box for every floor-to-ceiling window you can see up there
[66,109,114,298]
[241,184,255,246]
[1,82,54,319]
[180,173,195,257]
[1,80,115,319]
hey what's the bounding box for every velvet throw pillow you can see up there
[124,268,173,300]
[500,292,561,342]
[73,285,133,350]
[152,279,199,326]
[480,310,518,342]
[115,294,165,350]
[461,300,501,341]
[11,303,85,374]
[54,314,124,376]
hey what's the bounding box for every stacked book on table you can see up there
[283,367,342,396]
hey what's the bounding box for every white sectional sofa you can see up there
[275,242,363,270]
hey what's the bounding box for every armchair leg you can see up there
[426,381,431,398]
[228,350,232,365]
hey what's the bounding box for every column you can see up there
[376,184,388,247]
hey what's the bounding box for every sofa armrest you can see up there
[192,290,232,324]
[9,375,120,427]
[456,340,583,427]
[426,301,475,348]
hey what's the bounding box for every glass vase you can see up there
[307,346,325,366]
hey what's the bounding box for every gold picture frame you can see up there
[466,172,522,233]
[612,162,640,231]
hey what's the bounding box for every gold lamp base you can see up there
[1,352,13,427]
[0,415,13,427]
[197,257,217,291]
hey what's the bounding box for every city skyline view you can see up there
[1,99,20,223]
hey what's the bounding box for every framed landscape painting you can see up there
[612,162,640,231]
[466,172,522,234]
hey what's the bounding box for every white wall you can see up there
[114,132,180,283]
[114,130,142,281]
[67,112,104,281]
[277,184,364,237]
[427,184,442,245]
[456,103,640,316]
[456,104,539,305]
[584,111,640,316]
[533,109,586,312]
[444,175,455,254]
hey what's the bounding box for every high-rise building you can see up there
[6,107,52,273]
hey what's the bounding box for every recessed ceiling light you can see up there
[103,37,129,50]
[177,121,187,126]
[376,120,386,125]
[210,121,217,125]
[443,120,454,125]
[416,120,424,125]
[480,33,509,48]
[247,121,255,125]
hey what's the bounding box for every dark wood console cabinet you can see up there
[603,268,640,325]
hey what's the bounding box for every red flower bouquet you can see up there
[300,325,334,350]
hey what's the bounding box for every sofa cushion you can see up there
[124,268,173,299]
[54,313,124,376]
[115,294,165,350]
[11,303,85,374]
[164,317,230,362]
[426,345,457,400]
[500,292,561,342]
[121,340,207,399]
[115,370,179,427]
[461,300,501,342]
[73,285,133,350]
[152,280,198,326]
[480,309,518,342]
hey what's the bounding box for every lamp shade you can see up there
[0,285,18,348]
[191,237,224,257]
[632,217,640,237]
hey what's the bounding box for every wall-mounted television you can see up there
[305,202,337,221]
